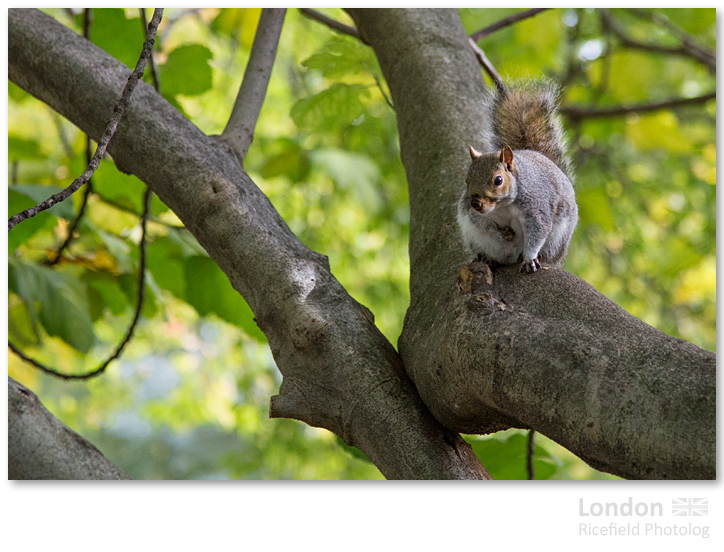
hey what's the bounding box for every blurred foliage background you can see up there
[7,8,715,480]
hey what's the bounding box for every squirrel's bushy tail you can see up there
[484,78,573,181]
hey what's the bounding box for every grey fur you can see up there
[458,149,578,269]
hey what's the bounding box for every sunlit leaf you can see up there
[160,44,214,97]
[9,258,95,353]
[185,256,266,342]
[89,8,145,70]
[92,162,147,213]
[291,83,370,131]
[467,433,559,480]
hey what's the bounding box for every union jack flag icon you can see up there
[672,498,708,516]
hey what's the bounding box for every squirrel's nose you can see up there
[470,194,484,211]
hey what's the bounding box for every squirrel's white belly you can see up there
[457,199,524,263]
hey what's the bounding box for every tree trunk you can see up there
[349,9,715,480]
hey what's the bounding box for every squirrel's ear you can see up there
[500,145,514,167]
[469,145,483,159]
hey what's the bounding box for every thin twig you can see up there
[222,8,286,163]
[527,430,535,480]
[46,139,94,266]
[469,8,550,43]
[10,8,161,379]
[9,187,153,380]
[94,194,183,229]
[7,8,164,231]
[83,6,92,41]
[562,91,716,122]
[372,72,394,109]
[299,8,364,43]
[52,114,76,159]
[140,8,161,91]
[468,39,506,91]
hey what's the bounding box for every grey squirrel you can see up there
[457,79,578,273]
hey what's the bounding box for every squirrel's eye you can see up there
[493,175,503,187]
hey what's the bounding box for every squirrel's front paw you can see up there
[520,258,541,273]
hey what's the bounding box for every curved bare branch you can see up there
[7,8,163,231]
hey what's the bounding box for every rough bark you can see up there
[350,9,715,480]
[8,8,490,480]
[8,377,131,480]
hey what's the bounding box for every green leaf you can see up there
[8,259,95,353]
[212,7,246,37]
[658,237,701,278]
[96,229,134,272]
[88,276,129,319]
[167,229,208,257]
[89,8,145,70]
[467,433,559,480]
[146,236,187,299]
[118,272,159,319]
[159,45,214,97]
[302,37,371,79]
[8,189,53,253]
[92,162,147,213]
[291,83,370,131]
[185,256,266,342]
[10,185,75,220]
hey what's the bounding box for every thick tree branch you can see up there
[9,8,490,480]
[222,8,286,162]
[8,377,131,479]
[350,9,714,480]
